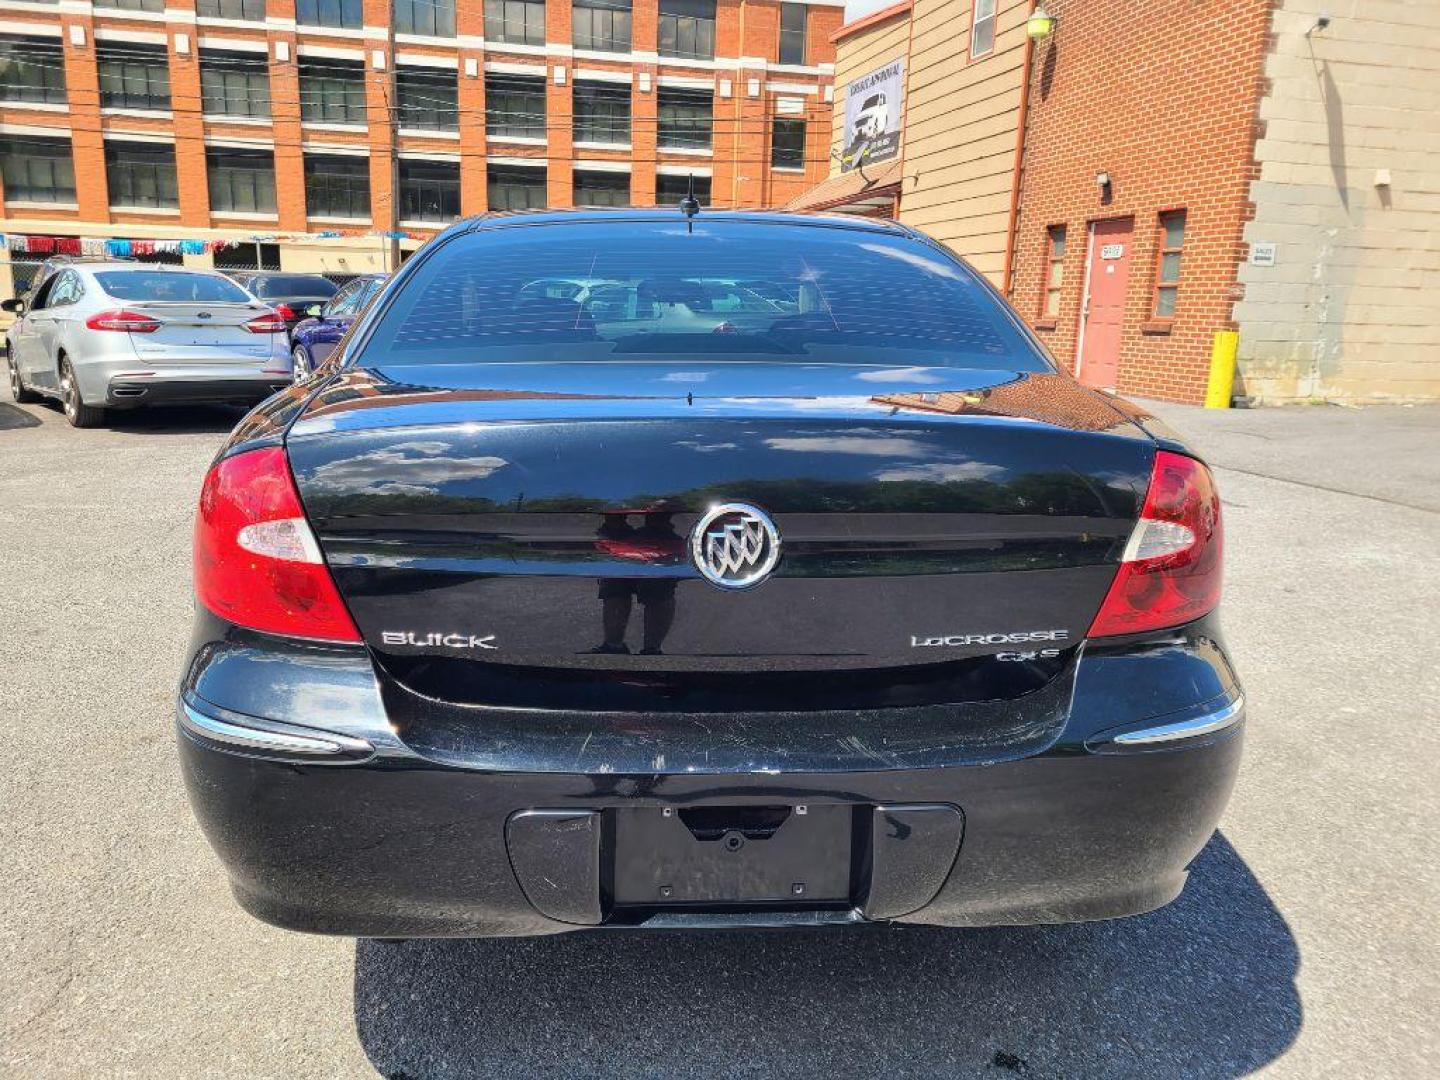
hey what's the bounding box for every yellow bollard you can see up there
[1205,331,1239,409]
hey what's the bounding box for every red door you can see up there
[1077,217,1134,389]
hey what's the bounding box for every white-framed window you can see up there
[970,0,997,59]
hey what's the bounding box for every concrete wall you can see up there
[1235,0,1440,403]
[897,0,1030,285]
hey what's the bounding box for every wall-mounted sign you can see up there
[841,59,904,173]
[1250,242,1278,267]
[1100,243,1124,260]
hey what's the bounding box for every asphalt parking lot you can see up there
[1,393,1436,1078]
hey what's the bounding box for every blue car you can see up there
[288,273,387,380]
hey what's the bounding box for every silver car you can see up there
[3,262,292,427]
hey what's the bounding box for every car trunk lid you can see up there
[120,302,277,363]
[285,364,1154,713]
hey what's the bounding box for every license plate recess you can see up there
[611,804,855,906]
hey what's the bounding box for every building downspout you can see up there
[897,0,917,217]
[1002,1,1038,297]
[380,17,400,273]
[732,2,747,207]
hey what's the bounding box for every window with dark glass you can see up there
[200,50,271,118]
[573,81,631,145]
[0,38,66,106]
[105,141,179,209]
[573,169,629,207]
[206,147,277,214]
[573,0,632,54]
[197,0,266,18]
[485,0,546,46]
[397,67,458,130]
[655,172,709,206]
[395,0,456,37]
[109,0,165,11]
[779,3,808,65]
[659,0,715,61]
[299,58,367,124]
[1041,225,1065,318]
[358,221,1047,370]
[295,0,363,30]
[46,270,83,308]
[400,159,460,222]
[657,87,712,150]
[770,117,805,169]
[304,154,371,218]
[321,278,370,318]
[97,43,172,112]
[485,74,546,140]
[1153,210,1186,318]
[0,136,75,204]
[970,0,997,58]
[487,165,547,210]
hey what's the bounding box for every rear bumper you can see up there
[176,620,1244,936]
[106,374,290,408]
[69,347,291,405]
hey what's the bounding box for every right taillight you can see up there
[1088,450,1222,638]
[194,447,361,643]
[244,311,289,334]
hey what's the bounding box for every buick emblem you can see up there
[690,503,781,590]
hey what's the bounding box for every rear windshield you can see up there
[252,274,338,298]
[94,271,251,303]
[357,220,1047,370]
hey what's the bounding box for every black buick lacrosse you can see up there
[177,210,1242,938]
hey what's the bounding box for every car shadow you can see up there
[352,834,1300,1079]
[0,402,42,430]
[96,404,248,436]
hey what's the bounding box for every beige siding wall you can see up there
[897,0,1029,284]
[830,14,914,178]
[1236,0,1440,402]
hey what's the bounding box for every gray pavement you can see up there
[0,394,1436,1078]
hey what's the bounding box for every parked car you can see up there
[225,272,338,336]
[287,273,387,380]
[515,276,620,305]
[177,210,1240,939]
[3,263,290,427]
[581,278,794,338]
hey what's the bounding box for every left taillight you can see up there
[194,447,361,643]
[86,309,161,333]
[272,303,296,322]
[245,311,289,334]
[1088,450,1223,638]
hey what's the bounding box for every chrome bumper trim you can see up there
[1111,694,1245,746]
[180,702,374,759]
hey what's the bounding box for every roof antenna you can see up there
[680,172,700,233]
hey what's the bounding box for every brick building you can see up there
[0,0,841,285]
[794,0,1440,404]
[1006,0,1272,402]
